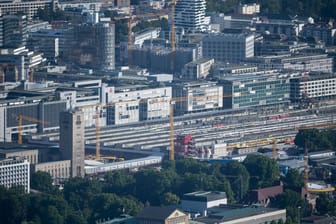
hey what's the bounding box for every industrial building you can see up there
[220,72,291,110]
[0,158,30,193]
[202,33,254,63]
[173,81,223,115]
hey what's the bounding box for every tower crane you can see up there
[17,115,48,144]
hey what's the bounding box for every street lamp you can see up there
[298,206,301,224]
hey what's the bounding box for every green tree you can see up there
[0,187,28,224]
[160,192,180,205]
[243,154,279,188]
[104,170,135,195]
[30,171,56,193]
[283,168,304,189]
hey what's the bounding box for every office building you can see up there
[173,81,223,115]
[0,158,30,193]
[59,110,85,177]
[0,0,56,21]
[103,86,172,125]
[301,22,336,46]
[34,160,71,181]
[202,33,254,63]
[181,58,214,80]
[220,72,291,110]
[72,22,115,71]
[0,15,28,48]
[290,73,336,102]
[173,0,207,32]
[246,54,333,73]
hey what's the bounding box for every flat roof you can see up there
[183,191,227,202]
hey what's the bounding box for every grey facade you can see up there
[0,15,28,48]
[202,33,254,63]
[59,110,85,177]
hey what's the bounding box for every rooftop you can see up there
[182,191,227,202]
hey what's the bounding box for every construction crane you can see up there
[295,122,336,192]
[17,115,48,144]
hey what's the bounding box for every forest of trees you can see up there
[0,155,284,224]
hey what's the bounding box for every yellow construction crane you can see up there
[17,115,48,144]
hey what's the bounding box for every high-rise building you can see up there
[0,15,28,48]
[173,0,207,32]
[59,110,85,178]
[71,22,115,71]
[0,158,30,193]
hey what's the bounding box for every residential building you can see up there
[173,0,207,32]
[0,158,30,193]
[59,110,85,177]
[0,15,28,48]
[137,207,189,224]
[173,81,223,115]
[181,58,214,80]
[220,72,291,110]
[181,191,227,215]
[237,3,260,15]
[290,73,336,102]
[202,33,254,63]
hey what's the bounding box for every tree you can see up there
[219,161,250,200]
[160,192,180,205]
[30,171,56,193]
[104,170,135,195]
[0,187,28,224]
[243,154,279,188]
[283,168,304,189]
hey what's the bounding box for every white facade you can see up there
[202,33,254,63]
[173,82,223,115]
[0,158,30,193]
[134,28,161,48]
[237,3,260,15]
[182,58,215,80]
[34,160,71,180]
[103,86,172,125]
[173,0,207,32]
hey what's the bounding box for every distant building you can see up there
[237,3,260,15]
[220,72,290,110]
[289,73,336,102]
[137,207,189,224]
[301,23,336,46]
[244,184,283,205]
[0,15,28,48]
[34,160,71,181]
[181,191,227,215]
[181,58,214,80]
[72,22,115,71]
[0,148,38,165]
[0,158,30,193]
[59,110,85,177]
[173,81,223,115]
[0,0,56,20]
[173,0,207,32]
[202,33,254,63]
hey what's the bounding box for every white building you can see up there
[173,0,207,32]
[173,81,223,115]
[202,33,254,63]
[103,86,172,125]
[181,58,215,80]
[0,158,30,193]
[237,3,260,15]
